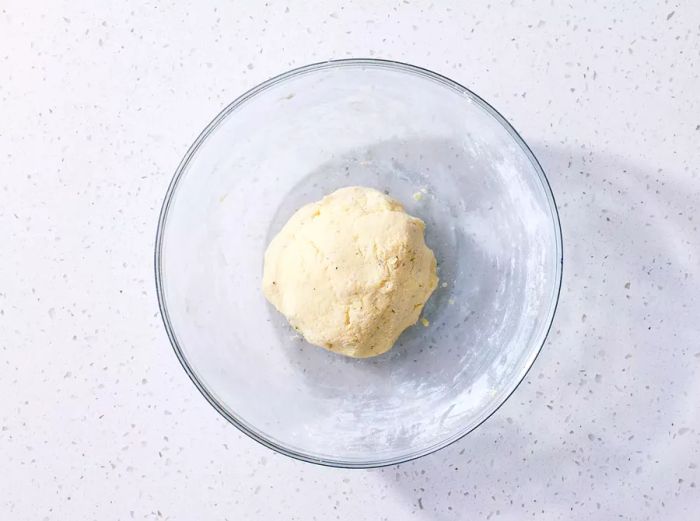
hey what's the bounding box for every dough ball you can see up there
[262,186,438,358]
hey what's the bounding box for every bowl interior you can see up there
[157,60,562,467]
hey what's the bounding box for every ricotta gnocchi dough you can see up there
[262,186,438,358]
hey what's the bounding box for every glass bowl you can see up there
[155,59,562,468]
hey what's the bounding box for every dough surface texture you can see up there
[262,186,438,358]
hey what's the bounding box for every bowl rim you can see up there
[154,58,564,469]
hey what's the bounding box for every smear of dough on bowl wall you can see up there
[262,186,438,358]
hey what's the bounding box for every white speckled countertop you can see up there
[2,1,699,519]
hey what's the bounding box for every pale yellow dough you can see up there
[262,186,438,358]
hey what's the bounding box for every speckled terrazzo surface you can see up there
[1,1,699,519]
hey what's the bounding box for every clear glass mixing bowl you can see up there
[155,59,563,467]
